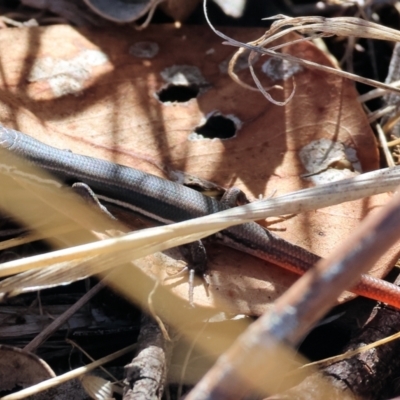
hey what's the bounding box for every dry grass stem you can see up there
[2,162,400,294]
[0,344,137,400]
[299,329,400,372]
[203,0,400,104]
[375,123,395,167]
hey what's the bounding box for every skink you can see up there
[0,125,399,308]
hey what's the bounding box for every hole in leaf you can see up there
[194,115,237,139]
[157,84,200,102]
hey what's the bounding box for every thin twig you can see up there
[23,281,105,353]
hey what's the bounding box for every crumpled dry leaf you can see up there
[21,0,108,27]
[0,345,55,391]
[83,0,160,23]
[84,0,201,23]
[0,24,397,314]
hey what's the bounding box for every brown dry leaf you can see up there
[0,345,55,391]
[0,24,397,314]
